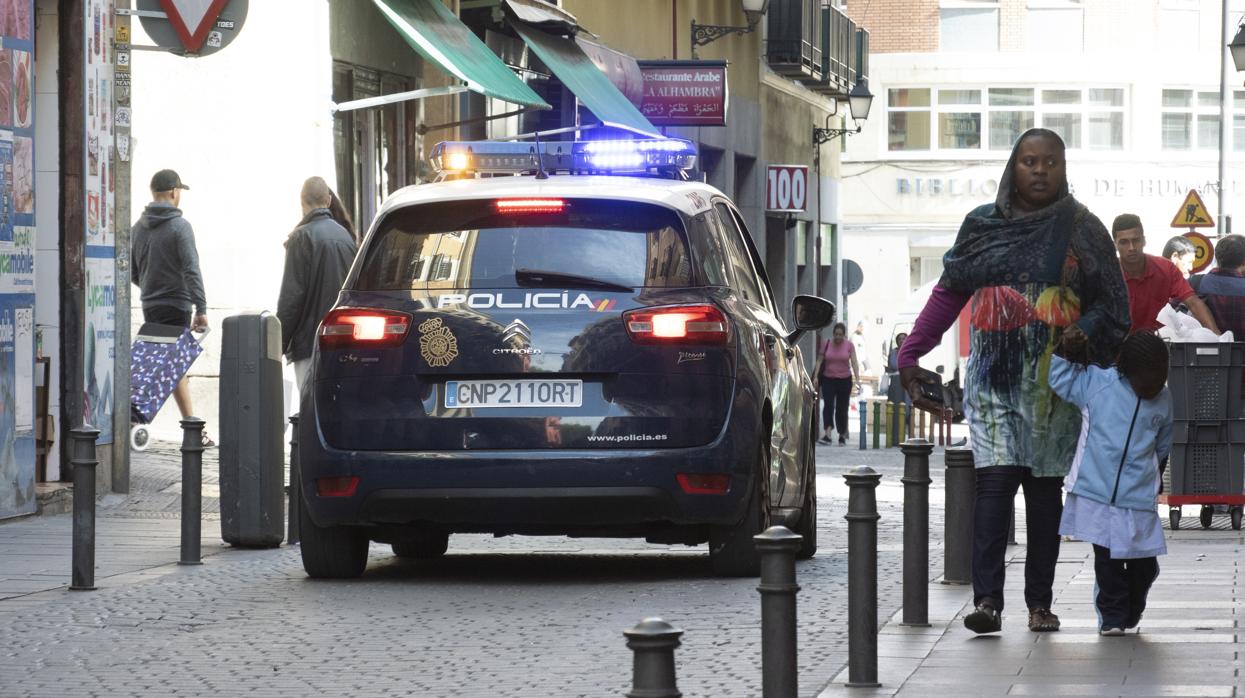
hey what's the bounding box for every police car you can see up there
[297,136,834,578]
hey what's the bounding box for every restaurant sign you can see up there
[636,60,727,127]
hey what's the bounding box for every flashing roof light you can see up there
[429,138,697,177]
[445,151,471,172]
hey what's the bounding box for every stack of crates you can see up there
[1167,342,1245,496]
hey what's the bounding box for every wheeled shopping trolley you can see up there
[1163,342,1245,530]
[129,322,209,451]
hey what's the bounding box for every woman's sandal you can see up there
[1028,608,1060,632]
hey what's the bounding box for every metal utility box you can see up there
[219,312,285,548]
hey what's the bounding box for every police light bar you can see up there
[429,138,697,176]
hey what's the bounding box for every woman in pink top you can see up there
[815,322,860,445]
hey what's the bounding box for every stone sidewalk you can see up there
[0,443,230,604]
[818,504,1244,697]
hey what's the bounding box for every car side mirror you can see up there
[787,295,835,345]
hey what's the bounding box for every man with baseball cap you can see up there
[131,168,213,446]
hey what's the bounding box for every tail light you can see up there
[623,304,729,345]
[319,308,411,349]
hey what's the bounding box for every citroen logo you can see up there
[501,319,533,347]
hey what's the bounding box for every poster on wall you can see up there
[83,0,116,445]
[0,0,35,520]
[84,258,114,438]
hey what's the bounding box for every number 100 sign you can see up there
[765,165,808,213]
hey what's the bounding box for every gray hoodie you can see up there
[130,202,206,314]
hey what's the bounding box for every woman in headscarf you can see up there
[898,128,1130,635]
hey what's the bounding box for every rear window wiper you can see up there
[514,268,634,293]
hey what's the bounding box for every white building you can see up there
[840,0,1245,375]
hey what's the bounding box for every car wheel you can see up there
[298,495,369,579]
[709,439,770,577]
[796,467,818,560]
[391,531,450,559]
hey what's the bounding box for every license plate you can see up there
[444,379,583,408]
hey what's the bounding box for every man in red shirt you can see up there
[1112,214,1219,334]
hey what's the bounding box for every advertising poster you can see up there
[0,0,34,520]
[83,0,115,444]
[84,258,114,440]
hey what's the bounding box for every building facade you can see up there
[565,0,863,369]
[840,0,1245,376]
[0,0,129,519]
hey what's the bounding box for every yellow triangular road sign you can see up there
[1171,189,1215,228]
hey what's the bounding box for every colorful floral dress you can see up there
[947,199,1129,477]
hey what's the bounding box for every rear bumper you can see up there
[298,414,757,533]
[362,487,673,528]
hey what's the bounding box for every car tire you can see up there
[709,440,770,577]
[298,495,369,579]
[391,531,450,559]
[796,466,818,560]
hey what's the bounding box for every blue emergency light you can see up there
[429,138,697,177]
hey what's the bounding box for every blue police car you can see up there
[297,137,834,578]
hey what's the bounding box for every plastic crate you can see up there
[1169,420,1245,496]
[1167,343,1245,421]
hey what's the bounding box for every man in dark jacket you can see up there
[131,168,212,444]
[1191,234,1245,338]
[277,176,358,392]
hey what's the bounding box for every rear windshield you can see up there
[355,199,692,290]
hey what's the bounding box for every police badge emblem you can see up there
[419,317,458,367]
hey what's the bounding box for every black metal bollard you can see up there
[858,400,866,450]
[900,438,933,626]
[68,427,101,591]
[943,448,974,585]
[844,466,881,688]
[624,617,683,698]
[287,414,300,545]
[755,525,803,698]
[179,417,205,565]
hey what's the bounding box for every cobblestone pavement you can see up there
[0,436,937,697]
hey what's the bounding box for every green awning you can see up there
[513,24,661,138]
[372,0,549,109]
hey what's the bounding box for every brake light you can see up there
[623,305,729,345]
[496,198,565,214]
[319,308,411,349]
[316,476,360,498]
[677,473,731,495]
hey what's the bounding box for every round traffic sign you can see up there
[137,0,248,57]
[1184,231,1214,274]
[842,259,864,296]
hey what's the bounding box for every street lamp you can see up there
[1231,23,1245,72]
[811,79,873,338]
[813,80,874,145]
[1224,16,1245,236]
[691,0,770,59]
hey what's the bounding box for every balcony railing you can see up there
[765,0,823,81]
